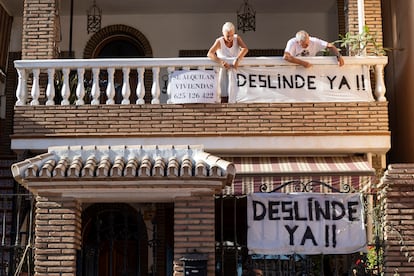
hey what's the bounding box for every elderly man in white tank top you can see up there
[207,22,249,102]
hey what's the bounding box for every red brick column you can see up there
[173,192,216,276]
[379,164,414,275]
[22,0,58,59]
[35,196,81,276]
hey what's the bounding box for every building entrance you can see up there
[80,203,149,276]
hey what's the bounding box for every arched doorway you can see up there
[83,24,153,103]
[81,203,149,276]
[83,24,152,59]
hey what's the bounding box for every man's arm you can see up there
[233,36,249,69]
[283,51,312,68]
[326,43,345,66]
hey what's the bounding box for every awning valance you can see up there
[224,156,375,195]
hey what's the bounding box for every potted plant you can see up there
[334,25,387,56]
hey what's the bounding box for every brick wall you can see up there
[12,102,389,138]
[337,0,346,36]
[365,0,383,44]
[174,192,215,275]
[35,196,81,276]
[346,0,383,54]
[379,164,414,275]
[22,0,58,59]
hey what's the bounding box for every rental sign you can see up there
[247,193,367,255]
[169,70,217,103]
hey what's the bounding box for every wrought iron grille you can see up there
[0,193,35,276]
[215,179,379,276]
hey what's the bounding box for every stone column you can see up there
[34,196,81,276]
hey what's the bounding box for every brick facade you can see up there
[174,192,216,275]
[379,164,414,275]
[35,196,81,276]
[346,0,383,54]
[13,0,394,275]
[12,102,389,137]
[22,0,58,59]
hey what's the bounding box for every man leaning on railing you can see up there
[283,30,344,68]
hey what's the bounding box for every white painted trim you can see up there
[11,135,391,155]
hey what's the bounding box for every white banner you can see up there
[169,70,218,103]
[235,65,374,102]
[247,193,367,255]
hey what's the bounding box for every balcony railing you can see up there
[14,56,388,106]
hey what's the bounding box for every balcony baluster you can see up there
[61,68,70,105]
[374,64,386,102]
[30,68,40,106]
[76,68,85,105]
[106,67,115,105]
[151,67,160,104]
[15,68,27,106]
[121,67,131,104]
[45,68,55,105]
[136,67,145,104]
[91,68,100,105]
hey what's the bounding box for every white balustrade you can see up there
[136,68,145,104]
[30,68,40,106]
[91,68,100,105]
[15,68,27,106]
[151,67,160,104]
[45,68,55,105]
[374,64,386,102]
[13,56,388,106]
[61,68,70,105]
[121,67,131,104]
[75,68,85,105]
[106,67,115,105]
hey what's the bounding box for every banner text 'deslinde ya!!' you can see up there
[247,192,367,255]
[236,64,373,102]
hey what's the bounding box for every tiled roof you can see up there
[11,145,235,198]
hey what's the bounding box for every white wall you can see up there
[10,12,338,58]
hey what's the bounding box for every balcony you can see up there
[11,56,390,155]
[14,56,388,105]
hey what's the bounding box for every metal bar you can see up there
[123,213,127,274]
[1,197,5,246]
[109,211,114,276]
[270,180,345,193]
[14,195,21,246]
[233,196,238,275]
[220,195,224,276]
[27,196,35,276]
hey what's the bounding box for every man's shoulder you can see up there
[286,37,298,47]
[310,36,327,44]
[287,37,297,43]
